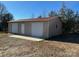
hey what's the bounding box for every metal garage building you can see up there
[8,17,62,38]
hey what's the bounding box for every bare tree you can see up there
[0,2,13,31]
[0,2,8,21]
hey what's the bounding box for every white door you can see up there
[12,23,18,33]
[21,24,25,34]
[32,22,43,37]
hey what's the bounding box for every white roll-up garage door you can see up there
[32,22,43,37]
[12,23,18,33]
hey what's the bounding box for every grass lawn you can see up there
[0,33,79,56]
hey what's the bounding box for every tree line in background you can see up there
[58,2,79,34]
[0,2,79,34]
[0,3,13,32]
[38,2,79,34]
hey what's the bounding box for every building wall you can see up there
[8,18,62,39]
[49,17,62,37]
[25,22,31,36]
[8,22,49,38]
[8,23,12,32]
[8,23,19,33]
[11,23,19,33]
[18,23,21,34]
[15,22,31,36]
[43,22,49,38]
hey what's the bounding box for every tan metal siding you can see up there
[8,22,50,39]
[8,23,12,32]
[18,22,31,36]
[12,23,19,33]
[25,22,31,36]
[18,23,21,34]
[43,22,49,38]
[49,18,62,37]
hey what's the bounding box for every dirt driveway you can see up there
[0,33,79,57]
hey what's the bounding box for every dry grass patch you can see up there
[0,33,79,56]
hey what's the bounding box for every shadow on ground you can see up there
[46,33,79,44]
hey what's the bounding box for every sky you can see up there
[1,1,79,20]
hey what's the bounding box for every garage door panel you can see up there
[32,22,43,37]
[12,23,18,33]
